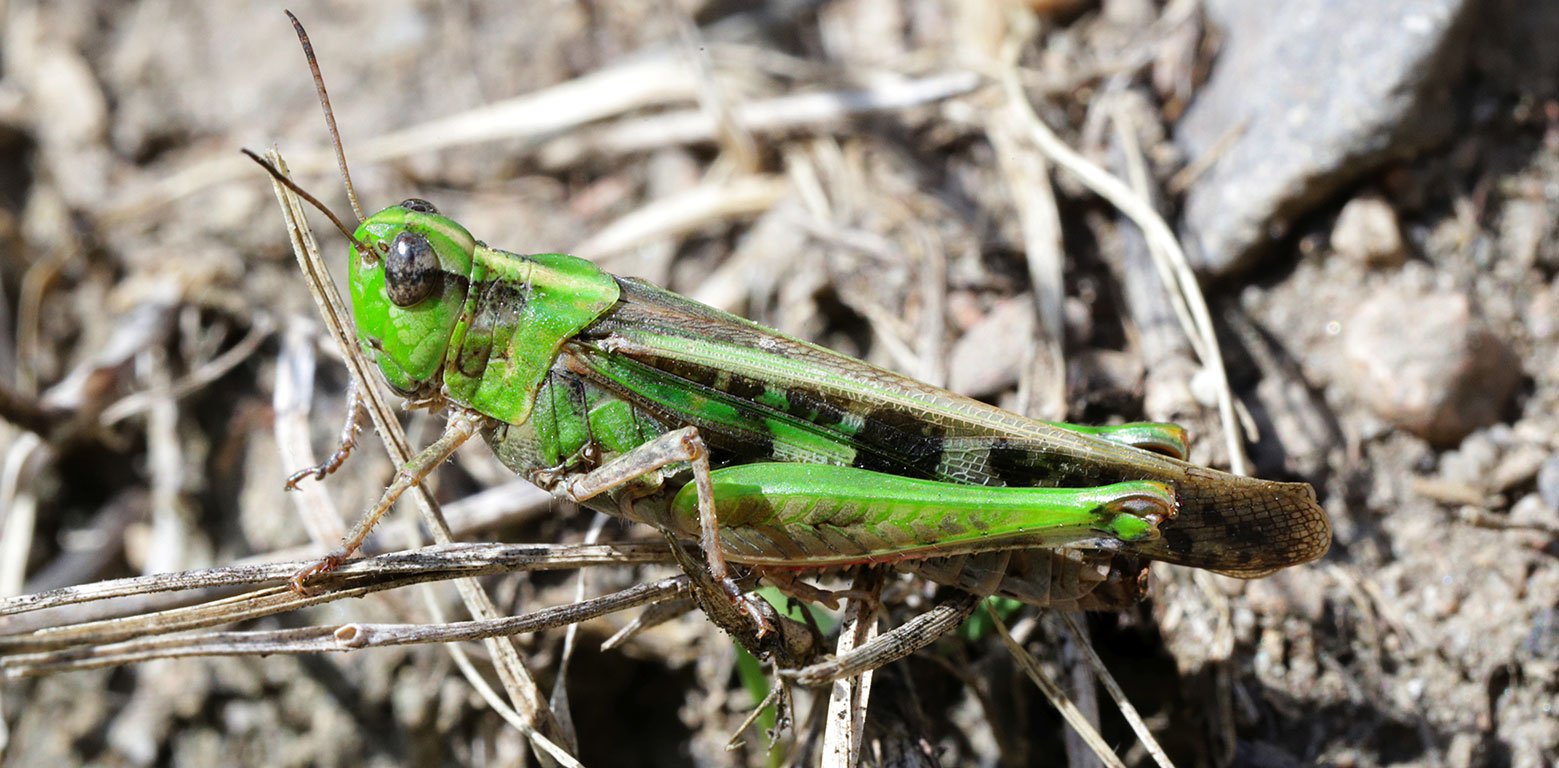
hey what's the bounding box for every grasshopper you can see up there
[262,15,1330,675]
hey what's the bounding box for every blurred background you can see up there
[0,0,1556,765]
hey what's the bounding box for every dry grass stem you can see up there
[99,316,272,426]
[672,7,759,175]
[3,3,1550,766]
[272,324,349,544]
[538,72,980,169]
[440,624,586,768]
[820,569,885,768]
[573,175,790,260]
[987,605,1128,768]
[549,513,612,743]
[989,14,1068,421]
[0,435,46,599]
[1060,612,1176,768]
[1002,71,1249,474]
[1,576,685,677]
[106,55,704,224]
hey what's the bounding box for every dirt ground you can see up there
[0,1,1556,766]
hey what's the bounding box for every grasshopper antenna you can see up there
[243,148,376,262]
[285,10,365,223]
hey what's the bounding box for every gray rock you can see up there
[1176,0,1474,275]
[1342,281,1520,447]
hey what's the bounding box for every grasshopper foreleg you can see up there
[285,378,366,490]
[557,426,773,634]
[287,409,485,593]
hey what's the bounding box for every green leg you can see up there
[670,463,1177,568]
[1047,421,1189,459]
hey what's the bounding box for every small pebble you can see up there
[1174,0,1469,274]
[1526,281,1558,341]
[1524,607,1559,661]
[1438,431,1500,487]
[1342,282,1520,446]
[1508,493,1554,528]
[1332,193,1407,267]
[1538,455,1559,511]
[1492,445,1548,493]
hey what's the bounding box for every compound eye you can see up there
[399,198,439,215]
[385,231,440,307]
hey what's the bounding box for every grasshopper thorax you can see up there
[347,199,477,397]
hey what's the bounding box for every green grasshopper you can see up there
[262,15,1330,670]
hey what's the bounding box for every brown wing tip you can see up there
[1145,475,1333,576]
[1216,480,1332,577]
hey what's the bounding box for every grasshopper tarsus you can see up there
[281,432,359,491]
[287,550,346,595]
[282,465,326,491]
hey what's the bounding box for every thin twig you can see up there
[0,541,672,619]
[986,605,1128,768]
[1,577,686,677]
[790,591,978,687]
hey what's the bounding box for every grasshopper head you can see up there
[347,199,477,396]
